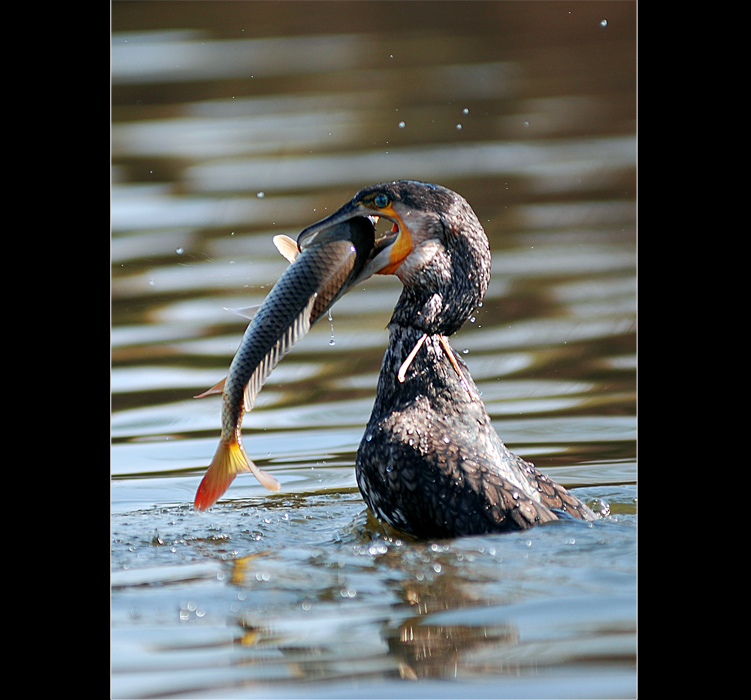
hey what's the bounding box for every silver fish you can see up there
[194,217,375,510]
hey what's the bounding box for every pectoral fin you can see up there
[223,305,260,320]
[194,378,226,399]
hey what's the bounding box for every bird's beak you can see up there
[297,200,412,286]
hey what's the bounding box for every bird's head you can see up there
[297,180,490,335]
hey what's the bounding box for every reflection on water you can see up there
[112,494,635,696]
[111,2,636,698]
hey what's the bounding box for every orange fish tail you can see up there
[194,437,281,511]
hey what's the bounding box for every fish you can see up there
[193,216,376,510]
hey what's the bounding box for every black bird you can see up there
[299,180,597,539]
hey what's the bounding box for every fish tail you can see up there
[194,437,281,511]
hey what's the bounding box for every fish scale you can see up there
[223,237,359,426]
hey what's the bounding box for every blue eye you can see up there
[374,194,389,208]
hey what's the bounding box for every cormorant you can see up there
[297,180,597,538]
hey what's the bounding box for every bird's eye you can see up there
[374,193,389,208]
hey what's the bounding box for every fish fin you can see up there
[242,294,317,412]
[194,437,281,510]
[223,305,260,320]
[239,441,282,493]
[194,377,226,399]
[273,234,299,263]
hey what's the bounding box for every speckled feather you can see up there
[357,329,596,538]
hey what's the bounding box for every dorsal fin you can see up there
[273,234,299,263]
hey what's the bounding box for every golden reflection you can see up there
[224,534,525,681]
[228,551,271,587]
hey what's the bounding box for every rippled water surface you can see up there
[111,2,636,697]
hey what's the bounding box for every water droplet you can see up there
[256,191,265,198]
[600,19,608,27]
[456,123,462,130]
[148,278,155,286]
[175,247,184,255]
[398,121,406,128]
[523,120,530,127]
[463,107,469,114]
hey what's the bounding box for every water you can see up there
[111,3,636,697]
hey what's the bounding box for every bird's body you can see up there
[358,325,595,538]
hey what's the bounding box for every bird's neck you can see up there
[389,286,470,337]
[376,322,478,410]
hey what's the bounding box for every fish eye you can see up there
[374,193,389,208]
